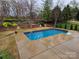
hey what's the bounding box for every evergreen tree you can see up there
[51,5,61,26]
[76,10,79,20]
[70,0,79,20]
[71,7,79,20]
[41,0,52,20]
[52,6,61,21]
[61,5,72,22]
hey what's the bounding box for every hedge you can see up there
[56,23,79,31]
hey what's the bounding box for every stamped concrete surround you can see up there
[15,27,79,59]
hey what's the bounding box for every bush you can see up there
[2,22,17,27]
[56,24,59,28]
[2,22,11,27]
[72,25,76,30]
[61,24,65,28]
[74,25,77,30]
[70,24,73,30]
[56,23,79,31]
[65,24,70,30]
[77,25,79,31]
[36,22,45,26]
[11,22,17,27]
[58,24,62,28]
[3,17,16,20]
[64,24,67,29]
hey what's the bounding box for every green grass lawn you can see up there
[0,50,14,59]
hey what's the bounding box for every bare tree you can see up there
[0,0,38,20]
[25,0,37,19]
[57,0,65,10]
[10,0,25,18]
[70,0,79,21]
[10,0,17,16]
[53,0,61,27]
[0,0,10,19]
[10,0,37,19]
[70,0,79,8]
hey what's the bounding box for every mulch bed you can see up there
[0,24,52,32]
[0,26,17,32]
[0,26,7,32]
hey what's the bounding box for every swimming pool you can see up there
[24,29,67,40]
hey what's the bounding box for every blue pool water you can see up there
[24,29,67,40]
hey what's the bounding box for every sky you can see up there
[17,0,79,7]
[36,0,79,8]
[15,0,79,10]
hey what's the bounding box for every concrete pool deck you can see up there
[15,27,79,59]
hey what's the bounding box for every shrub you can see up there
[56,23,79,31]
[72,25,75,30]
[62,24,65,29]
[58,24,62,28]
[36,22,45,26]
[3,17,16,20]
[74,25,77,30]
[77,25,79,31]
[2,22,11,27]
[64,24,67,29]
[66,24,70,30]
[11,22,17,27]
[2,22,17,27]
[70,24,73,30]
[56,24,59,28]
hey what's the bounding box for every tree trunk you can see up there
[54,18,57,28]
